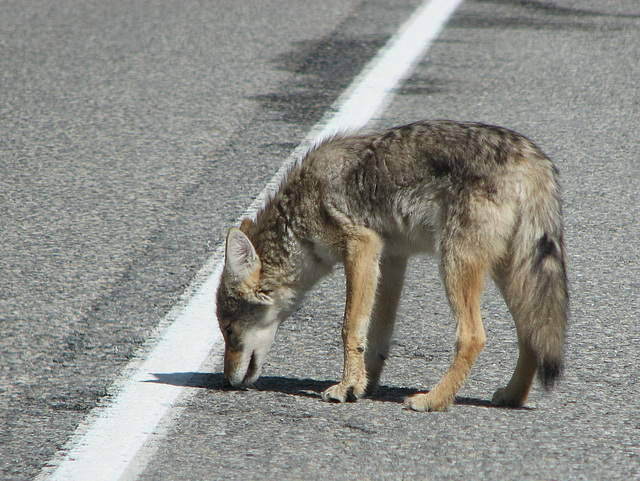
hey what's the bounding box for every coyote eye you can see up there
[255,289,274,304]
[221,325,234,341]
[223,324,243,349]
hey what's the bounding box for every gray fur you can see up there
[217,120,568,410]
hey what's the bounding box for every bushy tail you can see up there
[501,157,569,389]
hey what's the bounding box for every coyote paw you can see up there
[491,387,525,408]
[321,382,364,403]
[404,392,450,412]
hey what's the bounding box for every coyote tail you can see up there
[502,157,569,389]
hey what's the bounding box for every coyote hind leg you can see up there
[406,255,486,412]
[490,272,538,407]
[365,255,407,395]
[491,342,537,407]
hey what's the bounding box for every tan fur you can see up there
[323,227,383,402]
[217,120,568,411]
[364,254,407,395]
[407,260,487,411]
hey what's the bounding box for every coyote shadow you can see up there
[146,372,497,407]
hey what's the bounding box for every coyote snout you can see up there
[221,323,278,389]
[216,120,568,412]
[222,346,259,389]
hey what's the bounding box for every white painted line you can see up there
[38,0,462,479]
[250,0,464,210]
[317,0,463,138]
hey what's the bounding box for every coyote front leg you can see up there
[365,255,407,395]
[322,227,383,403]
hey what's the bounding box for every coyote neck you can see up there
[251,187,333,305]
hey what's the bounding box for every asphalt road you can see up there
[2,0,640,480]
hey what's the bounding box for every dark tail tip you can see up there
[538,359,563,390]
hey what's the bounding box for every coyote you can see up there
[217,120,568,411]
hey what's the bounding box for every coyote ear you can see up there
[239,217,254,234]
[225,227,261,283]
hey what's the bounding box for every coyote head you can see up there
[216,225,290,388]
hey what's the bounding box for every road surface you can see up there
[1,0,638,479]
